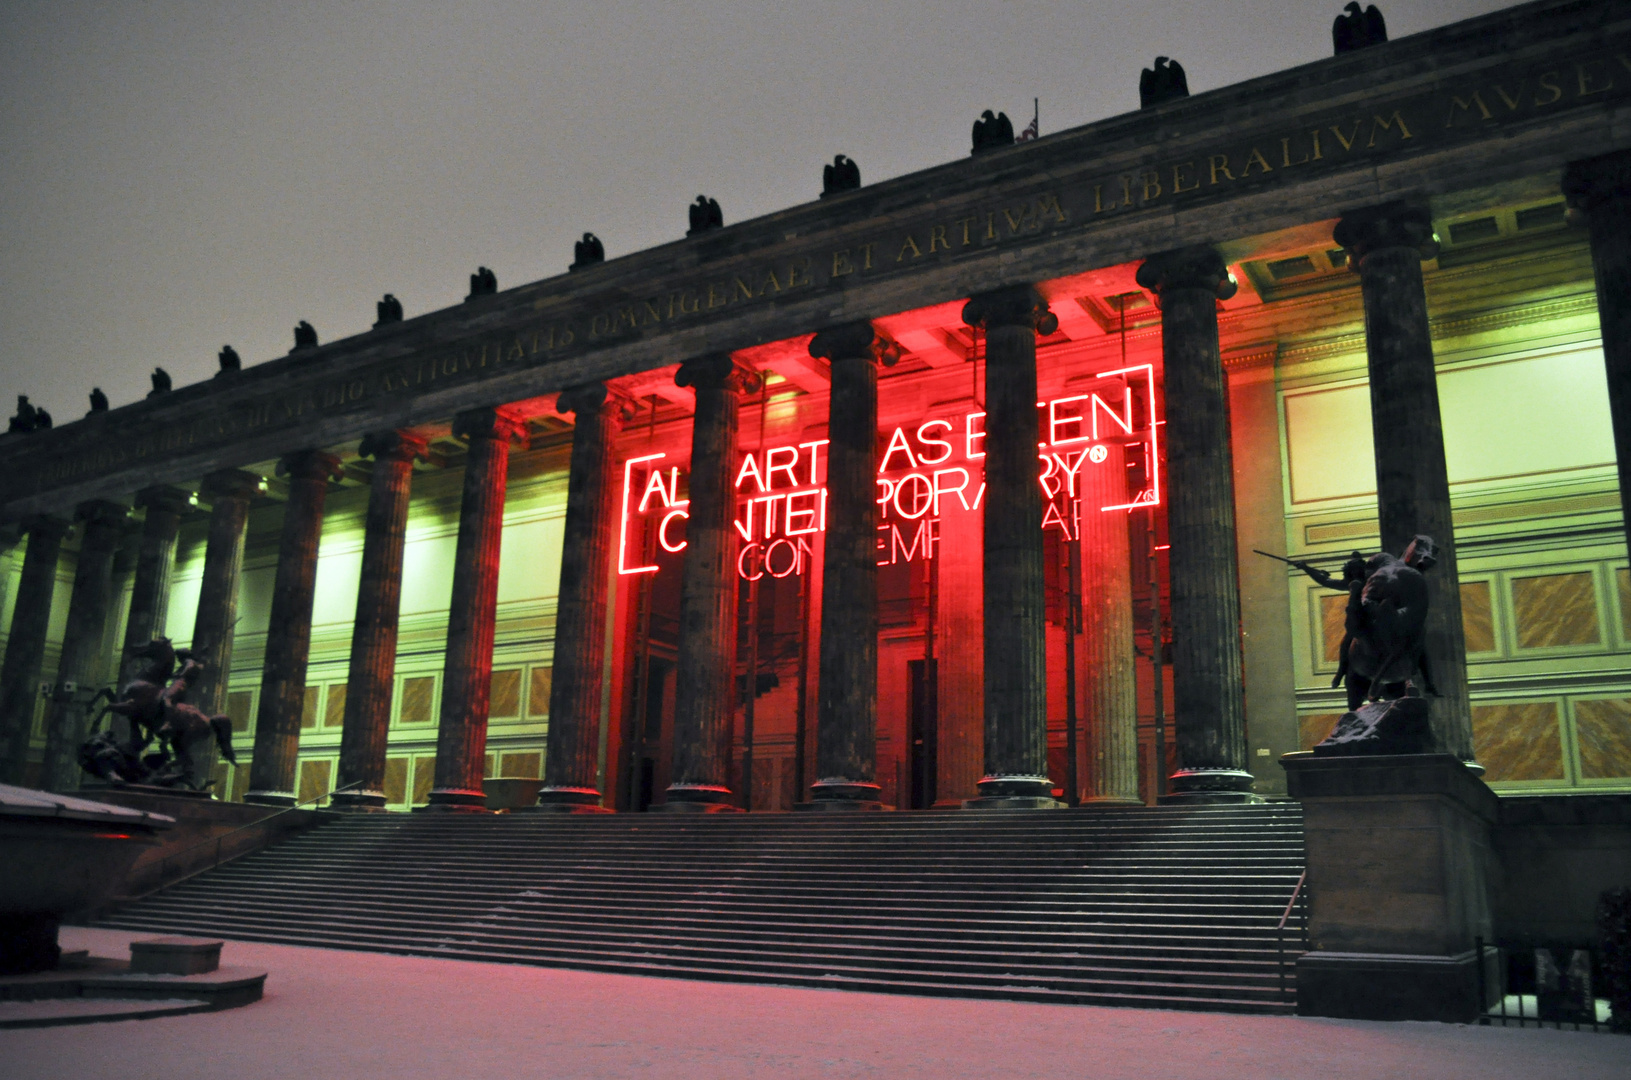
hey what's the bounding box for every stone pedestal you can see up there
[429,408,526,811]
[658,355,753,813]
[536,384,627,813]
[0,517,69,785]
[801,322,884,812]
[961,286,1062,810]
[334,432,427,811]
[1284,752,1500,1022]
[40,500,128,792]
[1333,203,1474,765]
[1135,246,1256,803]
[245,451,342,806]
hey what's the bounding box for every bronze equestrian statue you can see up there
[79,637,237,791]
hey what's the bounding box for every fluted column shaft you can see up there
[0,517,68,784]
[1565,151,1631,562]
[537,385,626,810]
[962,286,1060,808]
[246,451,341,805]
[659,354,752,811]
[1079,442,1140,803]
[190,471,260,729]
[805,322,884,809]
[334,432,426,810]
[1136,246,1256,802]
[429,407,526,809]
[121,487,189,672]
[1334,203,1473,762]
[41,501,128,791]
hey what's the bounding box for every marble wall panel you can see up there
[1300,712,1343,751]
[490,668,521,719]
[226,689,254,734]
[529,665,553,718]
[411,754,435,804]
[382,756,408,804]
[399,675,435,725]
[298,684,320,730]
[1512,572,1600,649]
[500,751,540,778]
[1320,594,1345,665]
[322,683,346,728]
[296,757,332,803]
[1470,701,1564,782]
[1573,698,1631,779]
[1461,580,1495,653]
[1616,568,1631,640]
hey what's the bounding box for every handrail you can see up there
[1277,870,1308,1005]
[152,780,364,881]
[1277,870,1307,931]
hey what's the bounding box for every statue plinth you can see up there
[1284,752,1500,1021]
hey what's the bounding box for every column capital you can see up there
[1332,201,1439,264]
[556,381,636,422]
[452,406,529,447]
[961,285,1058,334]
[676,353,757,393]
[1135,245,1238,299]
[808,321,883,363]
[276,449,344,483]
[22,514,71,542]
[73,499,129,531]
[1563,149,1631,214]
[200,468,263,503]
[135,486,192,516]
[357,430,431,464]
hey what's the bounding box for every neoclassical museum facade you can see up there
[2,0,1630,815]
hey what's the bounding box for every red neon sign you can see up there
[617,363,1159,578]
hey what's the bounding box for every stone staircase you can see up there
[96,803,1307,1013]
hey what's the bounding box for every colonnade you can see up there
[6,175,1627,803]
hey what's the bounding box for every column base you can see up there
[653,785,741,813]
[531,786,610,812]
[1297,948,1500,1022]
[965,774,1062,808]
[794,780,884,812]
[424,789,492,812]
[963,795,1067,809]
[242,791,297,808]
[329,790,388,811]
[1161,768,1259,804]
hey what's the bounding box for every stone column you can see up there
[536,384,628,812]
[40,500,128,791]
[333,431,427,811]
[429,407,527,810]
[1564,151,1631,557]
[121,487,190,667]
[1078,442,1140,803]
[961,286,1061,809]
[0,517,68,784]
[1333,203,1474,763]
[1136,245,1256,803]
[245,451,342,806]
[803,321,884,810]
[658,354,753,812]
[186,469,260,786]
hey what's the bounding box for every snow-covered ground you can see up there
[2,926,1624,1080]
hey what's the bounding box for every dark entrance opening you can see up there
[907,658,937,809]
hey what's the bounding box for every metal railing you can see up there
[1277,870,1308,1005]
[144,781,363,892]
[1476,937,1626,1033]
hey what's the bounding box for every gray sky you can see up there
[1,0,1514,424]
